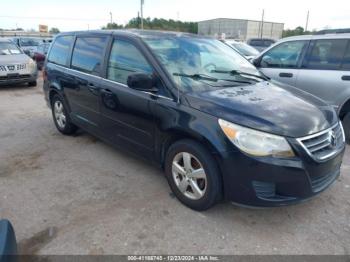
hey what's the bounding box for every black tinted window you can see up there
[48,36,74,66]
[306,39,348,70]
[71,37,107,75]
[342,42,350,70]
[250,40,263,46]
[107,40,153,84]
[261,41,307,68]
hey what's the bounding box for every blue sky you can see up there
[1,0,350,31]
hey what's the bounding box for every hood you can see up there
[185,81,337,138]
[0,54,31,64]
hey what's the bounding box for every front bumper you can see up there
[0,72,37,85]
[218,142,345,207]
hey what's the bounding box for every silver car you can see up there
[223,39,260,60]
[253,33,350,142]
[0,38,38,86]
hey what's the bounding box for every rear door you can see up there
[64,35,109,132]
[258,40,309,86]
[295,38,350,106]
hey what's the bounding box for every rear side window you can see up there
[341,43,350,70]
[107,40,153,84]
[261,41,307,68]
[305,39,348,70]
[250,40,263,46]
[71,37,107,75]
[48,36,74,66]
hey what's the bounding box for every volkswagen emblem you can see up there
[328,130,337,148]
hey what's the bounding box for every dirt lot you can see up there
[0,76,350,255]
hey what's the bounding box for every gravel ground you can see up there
[0,76,349,255]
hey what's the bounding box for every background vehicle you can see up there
[43,30,344,211]
[33,43,50,70]
[253,33,350,142]
[223,39,260,60]
[0,38,38,86]
[247,38,276,52]
[12,37,41,57]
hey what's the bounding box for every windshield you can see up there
[144,36,260,92]
[19,38,40,47]
[0,42,22,55]
[231,42,260,57]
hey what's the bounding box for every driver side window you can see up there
[260,41,307,69]
[107,40,153,85]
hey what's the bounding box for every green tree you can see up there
[282,26,315,38]
[102,23,124,30]
[103,17,198,33]
[49,27,60,34]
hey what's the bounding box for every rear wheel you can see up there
[342,112,350,144]
[51,94,77,135]
[165,139,222,211]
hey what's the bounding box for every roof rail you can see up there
[314,28,350,35]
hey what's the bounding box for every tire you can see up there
[51,94,77,135]
[342,112,350,144]
[165,139,222,211]
[28,81,37,87]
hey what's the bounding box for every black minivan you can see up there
[43,30,345,211]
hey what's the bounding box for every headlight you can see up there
[28,59,36,71]
[218,119,295,158]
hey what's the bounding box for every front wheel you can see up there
[342,112,350,144]
[28,81,37,87]
[165,139,222,211]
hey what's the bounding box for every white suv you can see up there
[253,32,350,142]
[0,38,38,87]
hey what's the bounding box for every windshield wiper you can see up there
[173,72,252,85]
[173,72,218,82]
[211,69,269,81]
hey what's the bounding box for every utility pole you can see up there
[140,0,144,29]
[305,10,310,32]
[260,9,265,39]
[109,12,113,24]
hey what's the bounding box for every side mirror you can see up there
[252,58,260,67]
[127,73,158,92]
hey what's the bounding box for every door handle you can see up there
[88,83,97,89]
[342,75,350,81]
[101,88,113,94]
[279,72,293,78]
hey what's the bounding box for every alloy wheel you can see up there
[172,152,207,200]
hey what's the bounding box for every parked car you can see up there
[43,30,345,211]
[223,39,260,60]
[12,37,41,57]
[252,33,350,142]
[33,43,50,70]
[247,38,276,52]
[0,38,38,86]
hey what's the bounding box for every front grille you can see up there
[0,74,31,81]
[16,64,26,70]
[310,166,340,192]
[297,122,345,162]
[0,64,27,72]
